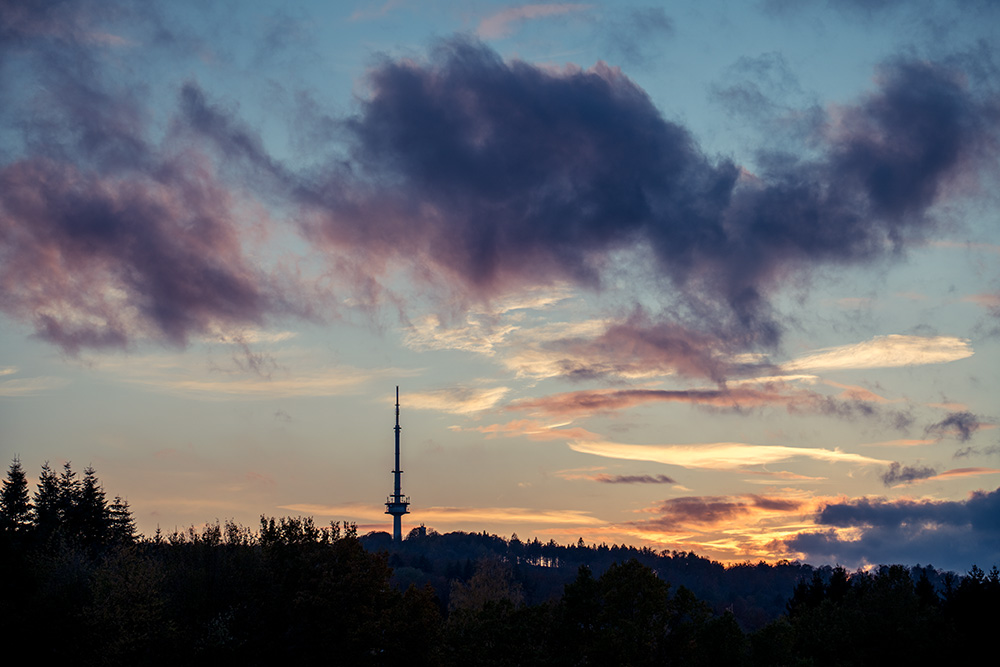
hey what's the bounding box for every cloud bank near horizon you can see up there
[785,487,1000,571]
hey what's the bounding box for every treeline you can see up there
[0,457,136,549]
[367,525,831,629]
[2,458,998,665]
[0,458,439,664]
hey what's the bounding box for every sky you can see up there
[1,0,999,572]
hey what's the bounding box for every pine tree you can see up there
[0,456,32,536]
[57,461,81,526]
[78,465,110,546]
[108,495,137,543]
[33,461,61,541]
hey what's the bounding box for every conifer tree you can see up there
[0,456,32,536]
[109,495,137,543]
[33,461,61,541]
[78,465,110,545]
[57,461,81,525]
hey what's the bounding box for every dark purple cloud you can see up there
[785,487,1000,570]
[176,82,294,193]
[881,461,937,486]
[955,443,1000,459]
[2,22,998,356]
[636,494,803,528]
[0,157,292,352]
[925,411,984,442]
[506,382,908,425]
[593,474,676,485]
[0,4,308,353]
[305,38,998,348]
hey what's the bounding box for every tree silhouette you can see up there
[75,465,110,546]
[109,495,137,544]
[0,456,32,536]
[33,461,61,543]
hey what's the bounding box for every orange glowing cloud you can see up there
[861,438,937,447]
[610,491,836,562]
[568,440,888,470]
[823,380,893,403]
[932,467,1000,480]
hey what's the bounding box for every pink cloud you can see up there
[458,419,601,441]
[477,4,592,39]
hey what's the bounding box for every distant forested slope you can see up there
[3,459,997,665]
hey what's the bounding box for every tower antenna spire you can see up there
[385,385,409,541]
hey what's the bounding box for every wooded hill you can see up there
[2,458,997,665]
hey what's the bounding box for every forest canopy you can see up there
[2,457,997,665]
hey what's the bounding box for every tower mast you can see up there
[385,386,409,541]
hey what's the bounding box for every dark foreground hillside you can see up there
[2,460,998,665]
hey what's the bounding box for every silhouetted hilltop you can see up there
[360,525,954,631]
[3,460,997,664]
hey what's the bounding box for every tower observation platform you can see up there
[385,386,409,541]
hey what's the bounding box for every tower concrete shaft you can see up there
[385,386,409,541]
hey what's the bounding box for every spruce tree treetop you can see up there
[78,465,110,546]
[0,456,32,536]
[33,461,60,541]
[109,495,137,544]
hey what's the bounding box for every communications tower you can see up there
[385,386,409,541]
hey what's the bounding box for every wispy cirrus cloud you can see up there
[401,285,575,356]
[453,419,601,441]
[477,4,592,39]
[933,467,1000,479]
[962,292,1000,310]
[92,350,404,399]
[407,386,510,414]
[0,374,70,397]
[403,313,520,356]
[506,380,902,422]
[349,0,405,22]
[783,335,973,371]
[862,438,937,447]
[568,440,887,470]
[742,470,827,483]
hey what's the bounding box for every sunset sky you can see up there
[2,0,999,572]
